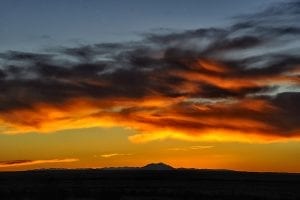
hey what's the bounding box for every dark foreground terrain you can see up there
[0,169,299,200]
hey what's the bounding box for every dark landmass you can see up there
[142,162,174,170]
[0,163,299,200]
[101,162,174,171]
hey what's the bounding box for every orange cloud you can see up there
[0,94,299,144]
[192,59,229,73]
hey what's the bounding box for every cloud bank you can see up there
[0,1,299,143]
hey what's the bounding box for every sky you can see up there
[0,0,300,172]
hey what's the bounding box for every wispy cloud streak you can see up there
[168,145,214,151]
[0,158,79,168]
[100,153,132,158]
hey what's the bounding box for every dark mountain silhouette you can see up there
[101,162,174,171]
[141,162,174,170]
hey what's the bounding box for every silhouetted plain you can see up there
[0,167,299,200]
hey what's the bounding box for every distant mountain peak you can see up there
[141,162,174,170]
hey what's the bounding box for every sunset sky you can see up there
[0,0,299,172]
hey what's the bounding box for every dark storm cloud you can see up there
[269,92,300,133]
[197,84,275,99]
[0,51,53,62]
[0,1,299,141]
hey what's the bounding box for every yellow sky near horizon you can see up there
[1,127,299,172]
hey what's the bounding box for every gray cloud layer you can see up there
[0,1,299,140]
